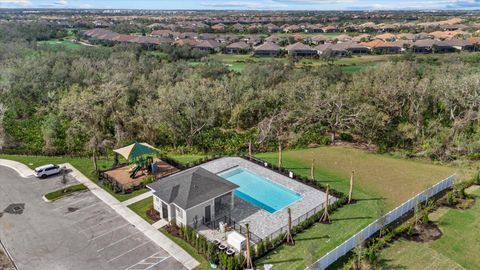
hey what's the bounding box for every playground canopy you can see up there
[113,142,160,161]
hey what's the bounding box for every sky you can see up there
[0,0,480,10]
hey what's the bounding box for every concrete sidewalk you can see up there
[0,159,34,178]
[122,190,153,206]
[0,159,199,270]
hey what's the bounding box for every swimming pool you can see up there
[219,168,302,213]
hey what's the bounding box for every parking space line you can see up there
[52,195,92,210]
[144,256,171,270]
[79,215,123,233]
[124,255,170,270]
[96,231,141,252]
[64,201,101,216]
[108,241,148,263]
[88,223,130,241]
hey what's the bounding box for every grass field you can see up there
[380,187,480,270]
[44,183,88,201]
[127,197,155,224]
[208,53,387,73]
[254,146,463,270]
[256,147,461,209]
[38,39,84,50]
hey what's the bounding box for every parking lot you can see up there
[0,165,185,270]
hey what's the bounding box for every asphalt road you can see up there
[0,165,185,270]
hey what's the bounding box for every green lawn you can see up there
[254,146,463,270]
[127,197,155,224]
[169,154,208,165]
[256,147,461,209]
[160,228,211,270]
[44,183,88,201]
[38,39,84,50]
[380,187,480,269]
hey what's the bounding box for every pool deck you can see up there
[199,157,332,240]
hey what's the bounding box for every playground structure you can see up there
[100,142,179,193]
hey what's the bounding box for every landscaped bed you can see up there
[44,183,88,201]
[127,197,156,224]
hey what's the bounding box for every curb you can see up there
[42,195,52,203]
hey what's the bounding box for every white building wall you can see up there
[185,199,215,227]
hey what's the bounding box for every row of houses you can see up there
[82,28,480,57]
[253,38,480,57]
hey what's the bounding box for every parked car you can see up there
[34,164,65,178]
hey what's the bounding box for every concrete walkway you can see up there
[0,159,199,270]
[0,159,34,178]
[122,190,153,206]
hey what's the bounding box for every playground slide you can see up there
[130,166,141,179]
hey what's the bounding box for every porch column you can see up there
[230,192,234,210]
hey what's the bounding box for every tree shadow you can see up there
[295,235,329,241]
[355,197,385,202]
[379,258,408,270]
[258,258,303,264]
[332,216,372,221]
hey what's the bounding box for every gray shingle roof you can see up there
[147,167,238,209]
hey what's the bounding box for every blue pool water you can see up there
[219,168,302,213]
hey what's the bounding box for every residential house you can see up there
[225,42,251,54]
[254,42,282,57]
[375,33,396,41]
[311,34,329,45]
[361,40,401,54]
[211,23,226,32]
[147,167,238,228]
[446,38,475,51]
[286,42,317,57]
[352,34,371,43]
[265,23,281,33]
[193,40,221,52]
[231,23,245,32]
[334,34,352,43]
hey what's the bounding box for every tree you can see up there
[157,76,222,146]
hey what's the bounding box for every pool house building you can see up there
[147,167,238,228]
[148,157,331,250]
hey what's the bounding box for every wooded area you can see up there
[2,23,480,161]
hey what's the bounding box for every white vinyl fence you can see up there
[307,175,455,270]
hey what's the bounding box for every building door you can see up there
[204,205,211,223]
[161,202,168,219]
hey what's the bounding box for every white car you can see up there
[34,164,65,178]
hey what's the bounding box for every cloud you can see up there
[0,0,31,6]
[55,0,68,6]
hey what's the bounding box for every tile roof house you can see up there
[311,34,329,45]
[286,42,317,57]
[412,39,456,53]
[193,40,221,52]
[147,167,238,227]
[316,42,369,56]
[360,40,401,54]
[225,41,251,54]
[211,23,226,31]
[352,34,371,43]
[254,42,282,57]
[375,33,396,41]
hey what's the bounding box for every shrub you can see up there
[339,132,354,142]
